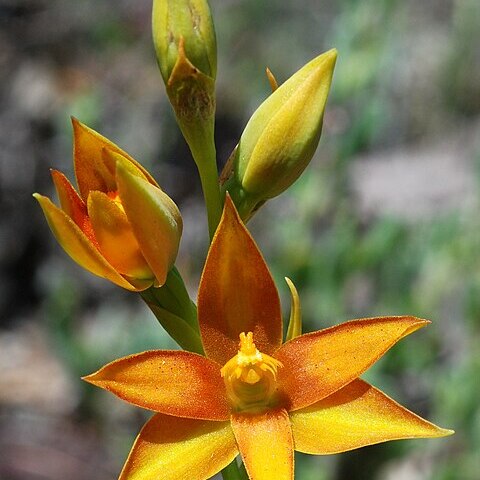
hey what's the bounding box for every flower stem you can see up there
[221,459,248,480]
[140,267,204,354]
[177,110,223,241]
[193,136,223,241]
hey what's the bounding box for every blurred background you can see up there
[1,0,479,479]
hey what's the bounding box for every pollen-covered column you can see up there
[221,332,283,413]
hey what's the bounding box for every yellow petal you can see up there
[276,316,429,411]
[103,148,151,183]
[33,193,137,290]
[116,162,182,287]
[120,413,237,480]
[83,350,231,420]
[87,190,154,280]
[231,409,293,480]
[72,117,158,200]
[290,379,453,454]
[198,195,282,365]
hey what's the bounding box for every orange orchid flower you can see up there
[34,118,182,291]
[83,197,452,480]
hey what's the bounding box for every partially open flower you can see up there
[221,49,337,221]
[34,118,182,291]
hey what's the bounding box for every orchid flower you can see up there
[34,118,182,291]
[83,197,452,480]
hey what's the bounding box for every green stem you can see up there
[177,111,223,241]
[194,138,223,240]
[140,267,204,354]
[221,459,248,480]
[168,69,222,240]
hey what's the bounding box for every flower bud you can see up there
[152,0,217,173]
[221,49,337,221]
[152,0,217,84]
[34,118,182,291]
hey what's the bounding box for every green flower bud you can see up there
[152,0,219,218]
[152,0,217,84]
[221,49,337,221]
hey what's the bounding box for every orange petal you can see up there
[116,162,182,287]
[87,190,154,280]
[198,195,282,364]
[290,379,453,454]
[82,350,231,420]
[72,118,158,200]
[276,316,429,411]
[119,413,237,480]
[231,409,293,480]
[33,193,138,290]
[50,170,98,241]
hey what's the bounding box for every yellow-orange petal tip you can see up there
[81,373,96,384]
[401,317,430,337]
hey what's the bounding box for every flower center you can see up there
[221,332,283,413]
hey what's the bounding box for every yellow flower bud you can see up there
[221,49,337,221]
[34,118,182,291]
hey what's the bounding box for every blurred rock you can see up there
[0,322,78,414]
[380,452,435,480]
[10,60,59,120]
[0,411,116,480]
[350,121,479,221]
